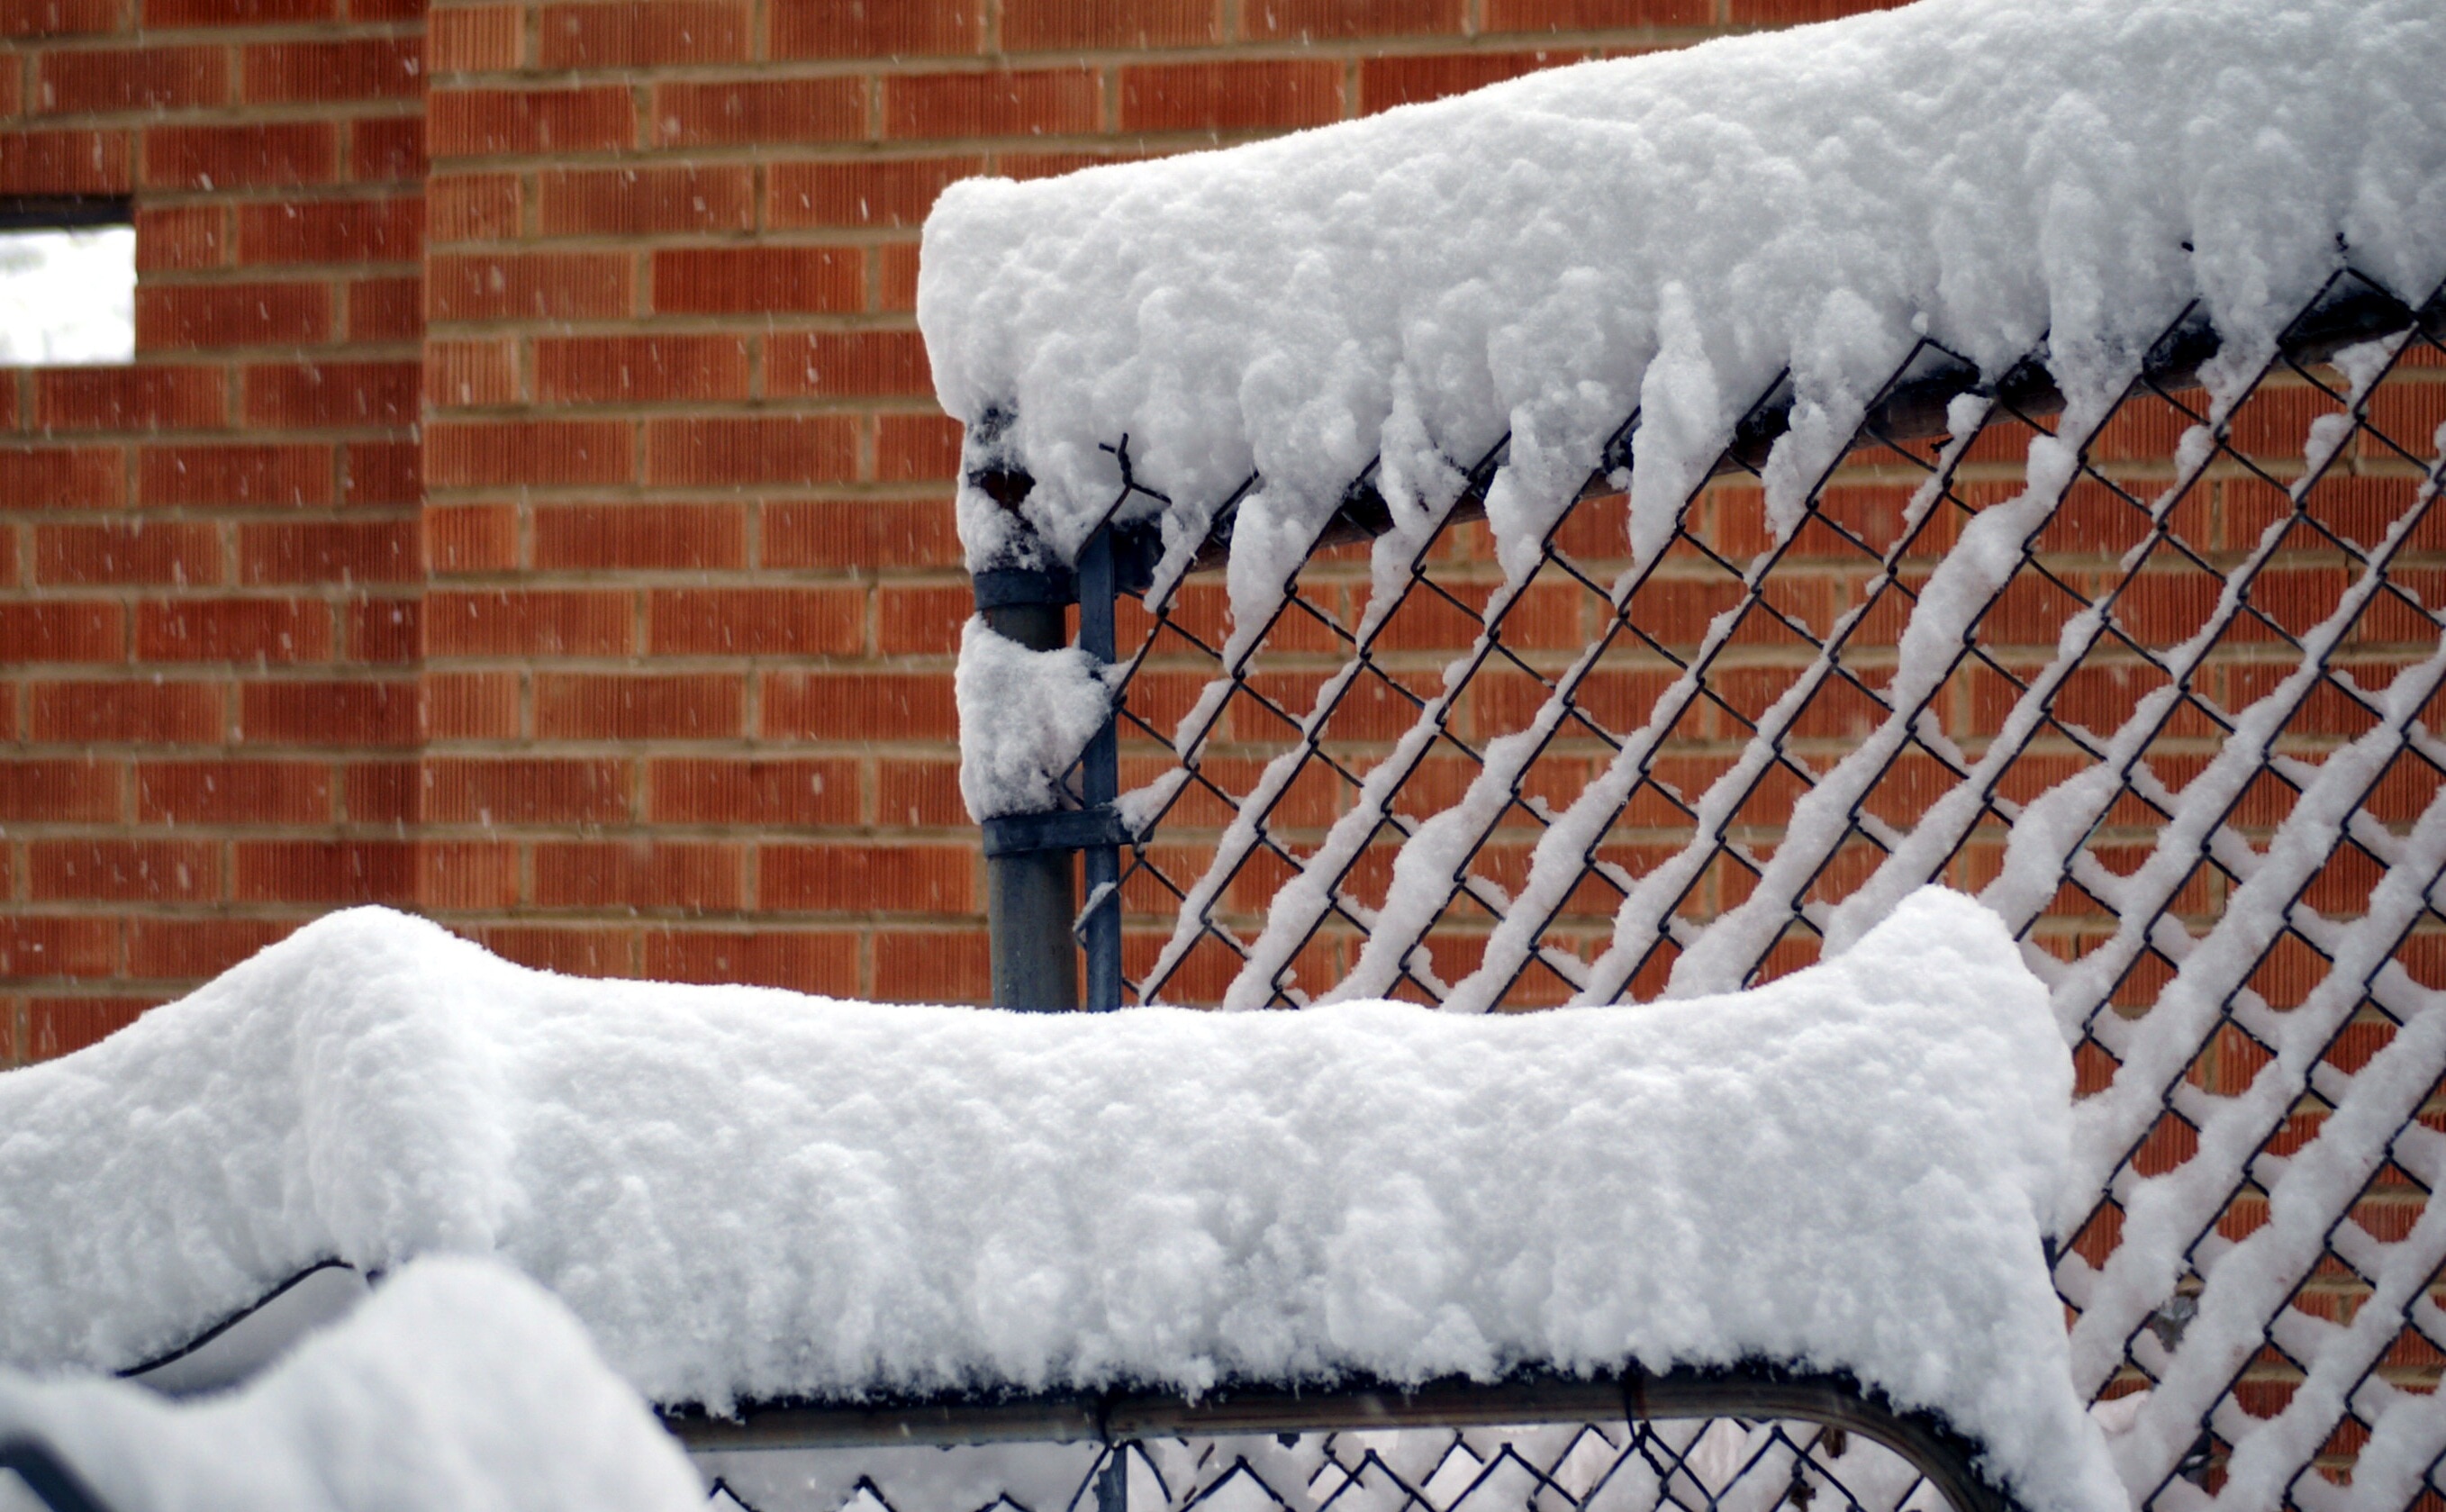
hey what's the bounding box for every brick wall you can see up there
[3,0,1892,1061]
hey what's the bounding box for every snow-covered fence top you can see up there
[918,0,2444,600]
[1,892,2115,1512]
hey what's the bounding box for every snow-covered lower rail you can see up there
[0,892,2122,1512]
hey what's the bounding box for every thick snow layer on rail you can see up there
[0,1257,702,1512]
[0,889,2117,1512]
[920,0,2446,593]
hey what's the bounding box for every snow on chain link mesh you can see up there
[913,270,2446,1512]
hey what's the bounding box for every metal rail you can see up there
[663,1364,2016,1512]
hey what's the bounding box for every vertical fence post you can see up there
[1075,526,1124,1010]
[982,589,1080,1012]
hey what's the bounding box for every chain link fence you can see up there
[934,265,2446,1512]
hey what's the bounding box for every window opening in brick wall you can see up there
[0,195,134,366]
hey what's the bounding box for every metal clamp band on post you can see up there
[982,806,1135,858]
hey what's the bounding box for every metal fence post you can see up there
[981,591,1080,1011]
[1075,525,1124,1010]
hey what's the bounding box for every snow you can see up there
[0,1256,703,1512]
[957,614,1119,819]
[0,227,133,367]
[920,0,2446,611]
[0,889,2117,1512]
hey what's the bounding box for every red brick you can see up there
[141,0,327,23]
[345,276,423,340]
[759,843,973,914]
[876,757,962,825]
[136,205,226,271]
[641,928,856,992]
[873,928,989,1002]
[135,282,334,350]
[766,330,930,398]
[649,77,862,146]
[763,499,957,568]
[424,338,515,408]
[342,439,420,502]
[1725,0,1906,21]
[1004,0,1215,47]
[429,172,521,241]
[0,129,131,194]
[36,521,219,585]
[532,502,745,569]
[538,164,751,236]
[30,839,215,902]
[138,443,333,507]
[533,333,747,403]
[877,584,969,654]
[422,840,522,910]
[874,412,961,481]
[231,838,413,903]
[37,47,228,114]
[25,998,156,1058]
[428,86,633,157]
[422,504,517,573]
[768,158,978,230]
[239,679,417,744]
[1119,60,1340,131]
[235,198,423,266]
[649,246,857,314]
[238,519,421,583]
[424,588,631,656]
[539,0,747,67]
[340,761,414,823]
[349,117,426,184]
[474,926,634,976]
[240,360,418,427]
[2,0,124,34]
[137,598,331,661]
[342,762,417,825]
[0,61,18,114]
[428,250,630,321]
[0,758,120,821]
[762,670,955,739]
[241,38,422,103]
[878,242,919,310]
[0,601,121,661]
[535,839,741,910]
[534,672,743,739]
[351,0,427,23]
[31,680,221,742]
[1483,0,1708,25]
[646,587,863,656]
[420,670,517,738]
[136,759,331,823]
[770,0,977,59]
[883,69,1097,140]
[1360,50,1579,112]
[0,448,123,507]
[644,415,855,485]
[426,419,631,487]
[430,4,521,70]
[0,917,115,978]
[36,366,223,430]
[1252,0,1458,34]
[142,123,336,190]
[647,756,858,826]
[422,756,630,824]
[346,593,423,658]
[126,918,294,981]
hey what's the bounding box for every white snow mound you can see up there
[0,1256,703,1512]
[0,888,2118,1512]
[919,0,2446,588]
